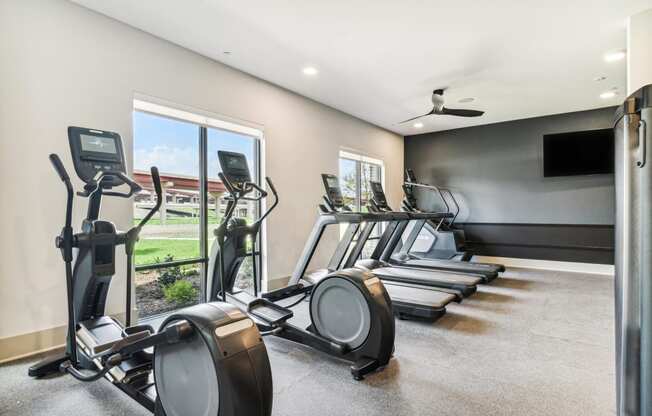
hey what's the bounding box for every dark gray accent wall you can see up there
[405,107,617,263]
[405,107,617,225]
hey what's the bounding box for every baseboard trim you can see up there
[268,276,291,290]
[0,312,127,364]
[474,255,614,276]
[460,222,614,264]
[0,325,66,364]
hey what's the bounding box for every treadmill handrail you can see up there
[404,180,451,217]
[439,188,460,227]
[289,208,416,285]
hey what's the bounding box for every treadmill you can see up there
[401,171,469,260]
[290,179,459,322]
[319,174,482,298]
[369,181,503,282]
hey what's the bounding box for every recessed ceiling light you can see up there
[593,76,607,82]
[458,97,475,103]
[600,91,617,99]
[302,66,318,76]
[413,122,424,128]
[604,50,626,62]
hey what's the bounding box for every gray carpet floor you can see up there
[0,267,615,415]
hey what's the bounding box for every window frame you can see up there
[132,100,264,312]
[338,150,385,245]
[338,150,385,211]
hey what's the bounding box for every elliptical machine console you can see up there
[207,151,395,380]
[29,127,273,416]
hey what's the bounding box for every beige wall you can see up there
[0,0,403,346]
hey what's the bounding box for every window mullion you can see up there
[356,160,362,211]
[199,126,208,301]
[254,138,262,293]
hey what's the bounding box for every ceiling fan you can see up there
[400,89,484,123]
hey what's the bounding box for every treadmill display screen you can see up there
[370,181,384,195]
[80,134,118,155]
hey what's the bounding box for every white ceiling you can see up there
[72,0,652,135]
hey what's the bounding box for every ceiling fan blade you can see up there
[399,108,435,124]
[440,107,484,117]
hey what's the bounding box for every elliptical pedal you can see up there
[248,298,294,326]
[261,283,311,302]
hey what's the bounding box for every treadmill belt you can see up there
[371,266,482,286]
[384,283,457,308]
[399,259,500,281]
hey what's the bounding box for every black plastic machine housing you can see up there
[68,126,126,186]
[321,173,345,208]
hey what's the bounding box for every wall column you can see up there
[627,9,652,94]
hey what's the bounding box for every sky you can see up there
[133,111,256,179]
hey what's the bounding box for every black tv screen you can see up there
[543,128,614,177]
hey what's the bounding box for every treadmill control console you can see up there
[321,174,344,209]
[405,168,417,183]
[403,169,417,206]
[68,126,126,187]
[218,151,252,188]
[369,181,389,209]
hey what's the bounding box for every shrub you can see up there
[163,280,198,305]
[158,254,182,287]
[182,266,199,277]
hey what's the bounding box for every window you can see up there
[338,151,384,212]
[338,151,384,257]
[133,100,262,319]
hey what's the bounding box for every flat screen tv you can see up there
[543,128,614,177]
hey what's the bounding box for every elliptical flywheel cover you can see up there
[310,275,372,350]
[154,319,220,416]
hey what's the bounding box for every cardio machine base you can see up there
[28,353,70,378]
[227,289,386,380]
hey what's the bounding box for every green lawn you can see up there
[135,239,201,265]
[134,214,221,226]
[134,217,220,225]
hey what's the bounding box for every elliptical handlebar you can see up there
[49,154,74,231]
[48,153,79,368]
[136,167,163,230]
[218,173,279,226]
[266,176,277,195]
[218,172,269,202]
[257,177,278,223]
[49,154,70,182]
[79,170,143,199]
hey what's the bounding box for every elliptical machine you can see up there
[207,151,395,380]
[29,127,273,416]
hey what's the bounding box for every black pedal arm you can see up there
[262,284,311,301]
[96,321,193,359]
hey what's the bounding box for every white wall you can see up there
[0,0,403,342]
